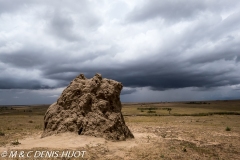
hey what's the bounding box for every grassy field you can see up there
[0,100,240,159]
[122,100,240,116]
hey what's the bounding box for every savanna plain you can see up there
[0,100,240,160]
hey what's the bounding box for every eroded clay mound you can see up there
[42,73,134,141]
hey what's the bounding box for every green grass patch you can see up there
[226,126,231,131]
[0,131,5,136]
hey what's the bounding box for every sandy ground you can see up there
[0,132,146,151]
[0,131,156,159]
[0,131,158,160]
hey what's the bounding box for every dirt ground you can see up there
[1,115,239,160]
[0,101,240,159]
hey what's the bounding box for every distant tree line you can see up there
[185,102,210,104]
[137,107,172,114]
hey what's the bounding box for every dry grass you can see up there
[0,100,240,159]
[0,115,43,146]
[122,100,240,116]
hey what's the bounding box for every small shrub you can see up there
[0,131,5,136]
[161,133,167,138]
[225,126,231,131]
[167,108,172,114]
[182,147,187,152]
[11,139,21,145]
[28,120,33,123]
[35,125,42,129]
[147,110,156,113]
[137,107,159,110]
[147,135,151,143]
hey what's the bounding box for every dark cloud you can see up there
[0,77,52,90]
[0,89,59,105]
[34,58,239,92]
[237,56,240,62]
[121,88,137,95]
[0,49,45,68]
[113,68,238,91]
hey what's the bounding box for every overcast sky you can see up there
[1,0,240,105]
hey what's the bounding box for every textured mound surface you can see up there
[42,73,134,141]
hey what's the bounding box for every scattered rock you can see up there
[42,73,134,141]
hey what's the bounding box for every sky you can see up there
[0,0,240,105]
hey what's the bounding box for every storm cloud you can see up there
[0,0,240,104]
